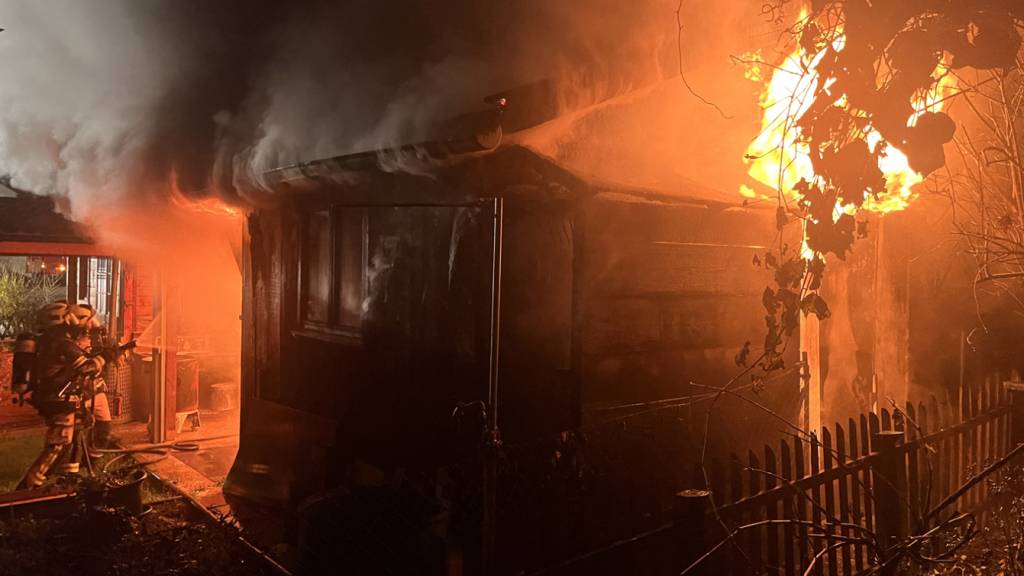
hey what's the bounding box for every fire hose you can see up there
[90,433,239,474]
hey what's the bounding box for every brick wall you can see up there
[0,346,12,401]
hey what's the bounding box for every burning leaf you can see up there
[800,293,831,320]
[806,255,826,291]
[774,257,806,290]
[764,252,778,269]
[764,314,781,353]
[806,213,856,259]
[856,220,869,239]
[888,29,943,82]
[913,111,957,144]
[762,355,786,372]
[818,139,884,206]
[899,111,956,175]
[778,289,800,336]
[948,15,1022,70]
[762,287,779,314]
[800,23,821,55]
[751,374,766,395]
[776,206,788,231]
[735,341,752,367]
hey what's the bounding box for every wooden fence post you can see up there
[1004,381,1024,447]
[674,489,711,574]
[871,430,907,573]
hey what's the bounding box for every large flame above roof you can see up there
[740,8,957,217]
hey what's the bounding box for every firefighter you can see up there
[15,301,120,490]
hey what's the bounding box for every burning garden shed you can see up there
[3,1,1024,575]
[223,143,804,572]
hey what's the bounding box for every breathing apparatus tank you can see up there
[11,332,38,397]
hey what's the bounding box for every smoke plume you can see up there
[0,0,781,211]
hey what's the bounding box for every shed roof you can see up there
[262,144,757,212]
[0,194,92,245]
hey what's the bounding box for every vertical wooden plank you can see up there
[835,423,852,576]
[881,408,892,431]
[971,377,981,508]
[963,377,975,509]
[794,436,809,574]
[997,381,1007,476]
[709,457,727,572]
[991,378,1000,462]
[988,375,998,458]
[712,455,729,500]
[780,439,795,576]
[729,454,745,576]
[765,445,780,574]
[809,434,823,576]
[978,377,987,510]
[860,414,875,540]
[930,395,948,506]
[822,427,838,576]
[848,418,864,573]
[952,393,963,520]
[905,403,920,527]
[934,396,945,507]
[748,450,764,573]
[711,457,727,505]
[918,402,932,523]
[988,378,997,467]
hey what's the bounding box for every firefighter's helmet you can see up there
[35,301,71,330]
[67,303,99,328]
[35,301,100,331]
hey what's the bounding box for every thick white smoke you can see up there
[0,0,778,210]
[0,1,184,218]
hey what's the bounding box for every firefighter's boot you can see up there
[16,412,74,489]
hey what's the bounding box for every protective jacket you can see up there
[31,331,107,414]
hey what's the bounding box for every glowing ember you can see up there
[742,9,957,218]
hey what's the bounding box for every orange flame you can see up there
[742,8,956,219]
[169,188,243,219]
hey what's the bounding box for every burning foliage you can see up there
[741,1,1024,372]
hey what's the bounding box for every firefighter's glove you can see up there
[100,347,121,364]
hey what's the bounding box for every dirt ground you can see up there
[0,492,281,576]
[925,464,1024,576]
[0,409,294,575]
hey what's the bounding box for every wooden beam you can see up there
[0,241,113,257]
[800,313,822,434]
[66,257,78,302]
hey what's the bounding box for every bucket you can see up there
[105,468,148,515]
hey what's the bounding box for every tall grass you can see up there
[0,266,63,339]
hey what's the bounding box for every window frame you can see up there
[295,205,368,344]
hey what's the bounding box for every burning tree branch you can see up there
[677,2,1024,574]
[674,0,732,119]
[936,57,1024,319]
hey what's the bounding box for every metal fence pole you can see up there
[871,430,907,573]
[674,489,711,574]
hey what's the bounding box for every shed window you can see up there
[304,210,331,324]
[300,207,367,334]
